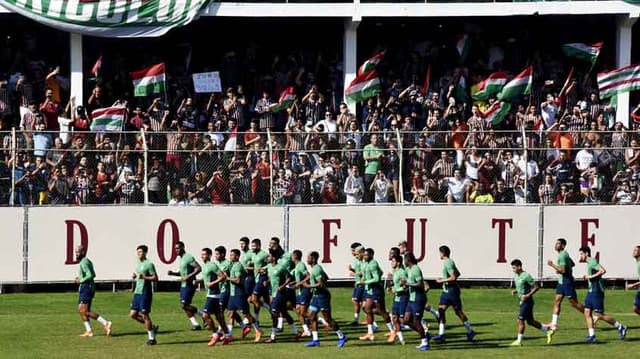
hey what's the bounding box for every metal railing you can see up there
[1,127,638,206]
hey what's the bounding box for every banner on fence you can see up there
[0,208,23,282]
[27,207,283,282]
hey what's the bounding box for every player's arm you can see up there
[521,282,540,301]
[141,266,158,281]
[78,262,94,283]
[296,274,310,288]
[184,260,202,281]
[584,264,606,280]
[626,281,640,290]
[364,263,381,284]
[546,260,565,273]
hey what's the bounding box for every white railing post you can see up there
[10,127,16,207]
[522,125,528,205]
[267,129,274,206]
[395,128,404,203]
[141,129,149,205]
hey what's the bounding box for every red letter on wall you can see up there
[157,219,179,264]
[405,218,428,262]
[321,219,341,263]
[65,220,88,265]
[492,218,513,263]
[580,218,599,262]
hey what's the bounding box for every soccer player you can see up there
[546,238,583,341]
[349,242,365,326]
[264,250,300,343]
[626,246,640,315]
[403,252,431,351]
[200,248,232,346]
[304,251,347,348]
[168,241,203,330]
[388,253,407,345]
[216,246,243,338]
[359,248,395,341]
[239,237,255,296]
[433,245,476,342]
[509,259,549,346]
[247,238,271,325]
[579,246,627,343]
[129,245,159,345]
[397,241,439,322]
[292,249,311,336]
[227,248,262,341]
[74,245,112,337]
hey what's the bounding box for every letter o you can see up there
[157,219,179,264]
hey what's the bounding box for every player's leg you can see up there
[549,293,565,329]
[180,286,202,330]
[424,302,440,321]
[265,295,280,343]
[568,298,585,313]
[305,303,321,347]
[85,310,112,336]
[375,299,394,334]
[351,286,362,325]
[411,299,430,351]
[591,294,626,339]
[584,306,596,342]
[634,292,640,315]
[510,318,525,346]
[78,302,94,336]
[321,307,347,347]
[359,298,375,340]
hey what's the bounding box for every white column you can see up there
[69,33,84,106]
[343,19,360,114]
[615,16,637,127]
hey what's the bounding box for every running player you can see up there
[403,252,431,351]
[349,243,365,326]
[264,250,300,343]
[168,241,203,330]
[433,245,475,342]
[626,246,640,316]
[200,248,232,346]
[247,238,271,325]
[388,253,407,345]
[227,248,262,341]
[579,246,627,343]
[397,241,439,321]
[509,259,549,346]
[75,245,112,337]
[292,249,311,336]
[129,245,159,345]
[359,248,394,341]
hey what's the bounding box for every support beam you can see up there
[69,33,84,106]
[343,19,360,113]
[615,15,637,127]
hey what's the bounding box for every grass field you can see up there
[1,288,639,358]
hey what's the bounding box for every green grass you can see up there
[1,288,639,358]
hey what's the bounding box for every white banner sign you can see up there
[192,71,222,93]
[0,208,24,282]
[543,206,639,279]
[28,207,283,282]
[288,205,539,280]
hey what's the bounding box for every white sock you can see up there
[270,328,276,339]
[438,323,445,335]
[551,314,558,327]
[367,324,374,334]
[189,316,199,326]
[97,316,107,325]
[217,326,222,333]
[303,324,310,333]
[430,307,439,318]
[354,312,359,320]
[84,321,91,331]
[227,324,234,333]
[225,332,232,338]
[312,330,319,341]
[386,321,394,332]
[421,319,428,328]
[588,328,595,336]
[463,321,473,333]
[318,317,327,325]
[242,317,250,325]
[148,330,154,340]
[372,321,379,329]
[336,330,345,339]
[397,331,404,342]
[614,321,622,329]
[421,337,429,345]
[539,326,548,333]
[277,317,284,329]
[517,333,523,342]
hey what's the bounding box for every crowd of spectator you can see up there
[2,31,640,207]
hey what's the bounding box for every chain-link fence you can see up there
[1,127,639,206]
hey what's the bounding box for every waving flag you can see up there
[471,72,508,101]
[497,66,532,101]
[130,63,166,97]
[562,42,602,64]
[597,64,640,99]
[358,51,385,76]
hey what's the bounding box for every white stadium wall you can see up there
[1,205,638,283]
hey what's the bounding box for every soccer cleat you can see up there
[79,330,94,337]
[264,337,276,344]
[305,340,320,347]
[466,330,476,342]
[399,339,405,346]
[151,324,159,336]
[386,331,397,343]
[509,340,523,347]
[586,335,596,343]
[619,325,627,340]
[400,324,410,330]
[192,324,203,331]
[241,327,251,339]
[104,321,113,336]
[358,333,375,341]
[300,331,311,337]
[432,334,445,342]
[222,337,233,345]
[546,329,555,345]
[254,330,263,343]
[416,343,430,351]
[208,335,220,347]
[337,336,348,348]
[146,338,157,345]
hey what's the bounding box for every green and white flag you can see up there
[345,70,382,105]
[131,63,165,97]
[497,66,532,101]
[597,64,640,99]
[269,86,295,113]
[358,51,385,76]
[90,107,126,131]
[481,101,511,126]
[562,42,602,64]
[471,71,507,101]
[0,0,210,38]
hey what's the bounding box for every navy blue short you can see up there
[309,293,331,313]
[130,292,153,314]
[297,288,311,306]
[228,294,249,313]
[584,292,605,313]
[408,295,427,318]
[78,283,95,306]
[391,294,409,316]
[555,282,577,299]
[180,286,196,305]
[271,292,286,314]
[518,298,534,321]
[635,292,640,308]
[365,286,385,303]
[252,274,269,297]
[439,286,462,310]
[244,275,256,296]
[352,285,365,302]
[203,297,222,316]
[220,292,229,309]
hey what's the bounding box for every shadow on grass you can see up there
[111,330,180,337]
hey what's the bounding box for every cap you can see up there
[409,90,418,97]
[298,151,307,156]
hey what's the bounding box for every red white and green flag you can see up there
[358,51,385,76]
[562,42,602,64]
[481,101,511,126]
[130,63,166,97]
[345,70,382,105]
[91,55,102,77]
[497,66,532,101]
[597,64,640,99]
[269,87,296,112]
[90,107,126,131]
[456,34,471,63]
[471,71,508,100]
